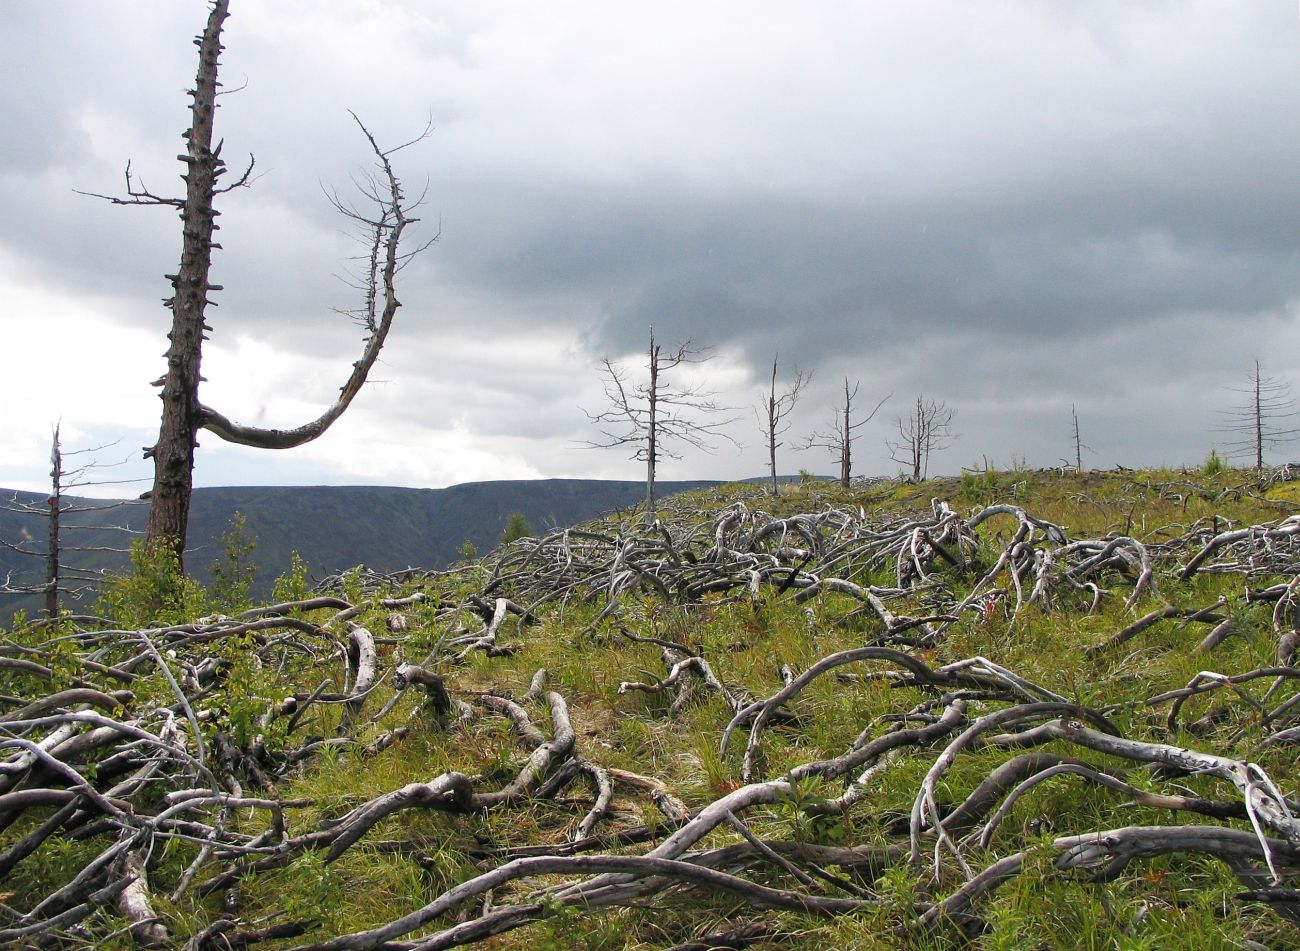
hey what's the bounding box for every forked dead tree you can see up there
[888,395,956,481]
[83,0,430,565]
[1220,359,1299,471]
[799,379,888,488]
[583,327,736,521]
[755,355,810,496]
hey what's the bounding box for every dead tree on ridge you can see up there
[82,0,430,565]
[1220,359,1299,471]
[1066,403,1093,472]
[888,395,956,482]
[755,355,810,496]
[0,426,141,616]
[799,379,888,488]
[583,327,736,521]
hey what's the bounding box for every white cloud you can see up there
[0,251,157,493]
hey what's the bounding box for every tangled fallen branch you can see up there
[3,484,1299,947]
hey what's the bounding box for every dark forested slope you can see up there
[0,478,720,611]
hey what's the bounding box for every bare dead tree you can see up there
[755,355,810,496]
[799,379,888,489]
[888,395,956,482]
[0,426,143,615]
[40,428,60,617]
[1066,404,1093,472]
[583,327,737,521]
[1220,359,1300,471]
[80,0,431,566]
[1071,404,1083,472]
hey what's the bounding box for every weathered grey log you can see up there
[341,624,377,727]
[293,852,870,951]
[393,663,452,717]
[118,848,169,945]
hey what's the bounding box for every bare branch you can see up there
[197,120,429,451]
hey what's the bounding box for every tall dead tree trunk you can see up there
[1253,368,1264,472]
[646,329,659,518]
[757,356,809,496]
[1072,404,1083,473]
[1220,359,1299,472]
[837,386,853,487]
[45,428,61,618]
[799,379,886,489]
[144,0,229,562]
[86,0,426,566]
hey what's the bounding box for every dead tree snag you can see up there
[888,395,956,482]
[583,327,736,521]
[799,379,888,488]
[0,427,141,615]
[1220,359,1299,471]
[755,355,809,496]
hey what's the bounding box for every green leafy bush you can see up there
[209,512,257,613]
[272,551,311,603]
[501,512,534,544]
[97,541,208,627]
[959,463,1002,503]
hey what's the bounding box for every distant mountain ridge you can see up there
[0,478,722,616]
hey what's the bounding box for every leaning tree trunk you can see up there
[145,0,229,565]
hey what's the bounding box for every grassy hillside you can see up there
[3,466,1300,949]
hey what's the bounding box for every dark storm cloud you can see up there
[9,0,1300,377]
[417,172,1300,370]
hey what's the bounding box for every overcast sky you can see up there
[3,1,1300,496]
